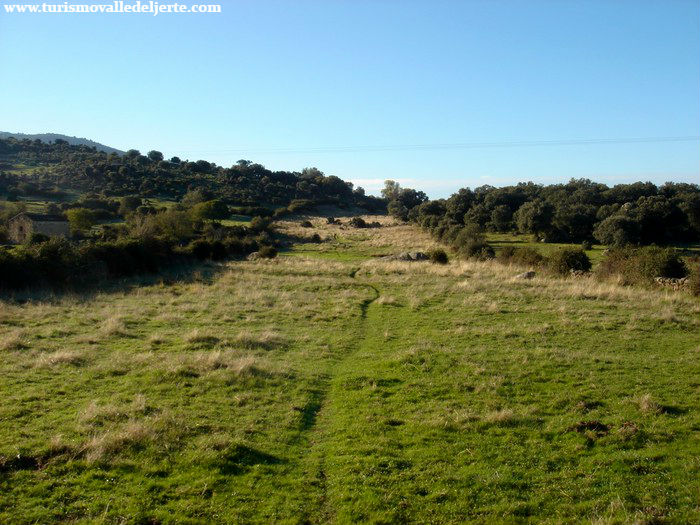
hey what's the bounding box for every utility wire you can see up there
[175,135,700,155]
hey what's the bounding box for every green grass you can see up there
[1,218,698,524]
[486,232,607,265]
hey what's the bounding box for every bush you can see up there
[497,246,545,267]
[549,248,591,275]
[300,220,313,228]
[428,248,448,264]
[597,246,687,284]
[28,232,50,244]
[188,239,212,260]
[258,245,277,259]
[349,217,367,228]
[461,239,495,260]
[250,216,271,233]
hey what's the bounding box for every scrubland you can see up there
[1,217,698,524]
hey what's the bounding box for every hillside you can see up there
[0,132,124,155]
[1,216,698,524]
[0,137,384,210]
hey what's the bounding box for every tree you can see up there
[190,200,230,220]
[388,200,409,221]
[66,208,96,233]
[514,200,555,239]
[489,205,512,232]
[147,150,164,162]
[118,196,142,216]
[593,214,640,247]
[382,180,401,201]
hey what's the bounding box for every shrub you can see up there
[210,241,227,260]
[597,246,687,284]
[428,248,449,265]
[460,240,495,260]
[258,245,277,259]
[188,239,212,260]
[349,217,367,228]
[224,237,258,257]
[28,232,50,244]
[300,220,313,228]
[549,248,591,275]
[497,246,545,267]
[249,216,271,233]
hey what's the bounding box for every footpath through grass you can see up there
[1,216,698,524]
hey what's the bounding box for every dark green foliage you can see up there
[188,239,213,260]
[427,248,448,264]
[549,248,592,275]
[349,217,366,228]
[390,177,699,247]
[597,246,688,284]
[497,246,546,267]
[258,245,277,259]
[593,214,640,247]
[28,232,50,244]
[250,216,271,233]
[0,138,384,211]
[189,199,230,220]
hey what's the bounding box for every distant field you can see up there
[1,217,698,524]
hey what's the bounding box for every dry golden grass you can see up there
[637,393,662,415]
[1,330,29,351]
[34,349,85,368]
[234,329,285,350]
[100,316,127,337]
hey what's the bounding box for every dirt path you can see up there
[299,268,380,523]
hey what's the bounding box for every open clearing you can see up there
[1,217,699,524]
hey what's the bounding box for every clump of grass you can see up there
[101,316,127,337]
[34,350,85,368]
[185,329,220,348]
[83,420,155,463]
[148,333,166,346]
[376,295,401,306]
[483,408,517,426]
[1,330,29,351]
[234,330,284,350]
[637,393,661,414]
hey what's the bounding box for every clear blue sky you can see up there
[1,0,698,197]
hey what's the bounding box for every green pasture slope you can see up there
[0,218,698,524]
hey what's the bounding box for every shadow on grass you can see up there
[0,260,230,303]
[218,444,284,475]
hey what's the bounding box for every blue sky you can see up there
[1,0,698,197]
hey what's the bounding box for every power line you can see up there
[175,135,700,155]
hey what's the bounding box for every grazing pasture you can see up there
[1,217,698,524]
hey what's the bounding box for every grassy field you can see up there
[1,217,698,524]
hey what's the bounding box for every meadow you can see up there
[1,216,698,524]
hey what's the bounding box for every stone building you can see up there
[7,212,70,244]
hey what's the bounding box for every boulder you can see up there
[387,251,429,261]
[247,251,261,261]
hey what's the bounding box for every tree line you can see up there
[383,178,700,247]
[0,137,385,211]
